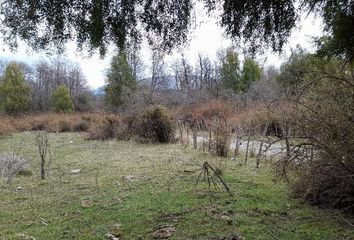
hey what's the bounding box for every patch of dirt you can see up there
[109,223,122,238]
[152,224,175,239]
[81,199,93,208]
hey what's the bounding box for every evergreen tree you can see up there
[0,62,31,114]
[241,58,262,91]
[220,48,241,92]
[104,52,136,109]
[277,48,314,96]
[52,85,74,113]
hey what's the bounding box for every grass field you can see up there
[0,132,353,239]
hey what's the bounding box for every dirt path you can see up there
[192,135,285,156]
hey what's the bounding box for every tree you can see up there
[0,62,31,114]
[28,58,90,112]
[220,48,241,92]
[311,1,354,61]
[241,58,262,91]
[174,55,193,94]
[277,48,314,96]
[149,47,168,102]
[52,85,74,113]
[74,93,93,112]
[104,52,136,109]
[2,1,353,60]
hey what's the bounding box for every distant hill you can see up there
[92,86,105,96]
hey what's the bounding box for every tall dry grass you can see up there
[0,113,108,135]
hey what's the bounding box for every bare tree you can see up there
[174,54,193,96]
[28,58,91,112]
[150,47,168,96]
[126,39,145,82]
[36,133,51,180]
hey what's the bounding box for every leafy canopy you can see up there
[220,48,241,92]
[220,48,262,93]
[277,47,316,95]
[241,58,262,91]
[1,0,352,60]
[52,85,74,113]
[0,62,31,114]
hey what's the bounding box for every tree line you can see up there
[104,47,263,111]
[0,59,92,114]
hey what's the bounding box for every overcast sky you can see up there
[0,9,323,89]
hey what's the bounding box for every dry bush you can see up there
[0,116,16,136]
[87,115,127,140]
[73,120,90,132]
[275,61,354,212]
[0,154,29,183]
[227,102,294,138]
[208,119,231,157]
[0,113,106,134]
[178,100,233,129]
[136,106,174,143]
[58,120,72,132]
[196,99,233,121]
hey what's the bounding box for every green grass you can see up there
[0,132,353,239]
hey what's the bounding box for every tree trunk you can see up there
[41,159,45,180]
[192,127,197,149]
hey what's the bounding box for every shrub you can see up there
[275,59,354,212]
[137,106,174,143]
[73,120,90,132]
[208,119,231,157]
[58,120,72,132]
[0,154,29,183]
[31,120,47,131]
[0,116,16,136]
[87,115,122,140]
[179,100,233,130]
[52,85,74,113]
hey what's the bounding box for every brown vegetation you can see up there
[0,113,104,135]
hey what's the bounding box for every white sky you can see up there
[0,9,323,89]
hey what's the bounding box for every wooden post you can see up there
[244,128,252,166]
[256,123,269,168]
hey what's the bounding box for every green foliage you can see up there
[277,48,315,95]
[52,85,74,113]
[221,49,261,93]
[220,48,241,92]
[0,62,31,114]
[104,52,136,109]
[241,58,262,91]
[308,0,354,62]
